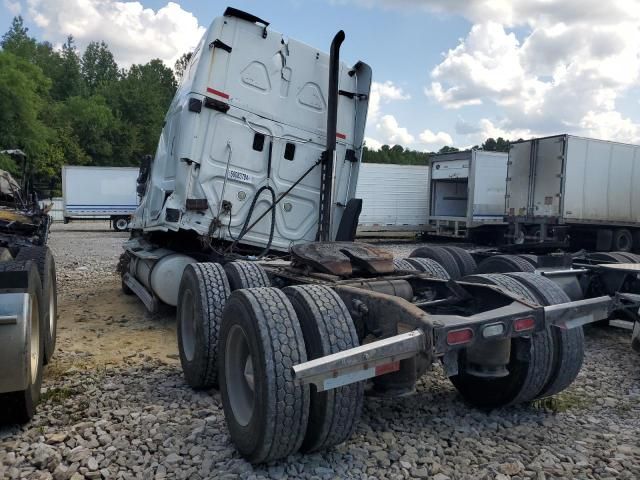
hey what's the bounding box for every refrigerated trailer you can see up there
[425,150,508,239]
[356,163,429,233]
[505,135,640,251]
[62,166,139,231]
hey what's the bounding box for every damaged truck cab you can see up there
[0,149,58,424]
[122,8,618,463]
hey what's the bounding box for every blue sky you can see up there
[2,0,640,150]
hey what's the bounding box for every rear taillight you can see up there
[446,328,474,346]
[514,317,536,332]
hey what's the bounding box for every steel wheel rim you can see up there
[116,219,128,230]
[225,324,255,427]
[48,281,55,335]
[30,295,40,383]
[180,289,196,362]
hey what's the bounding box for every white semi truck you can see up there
[119,7,622,464]
[62,166,139,231]
[505,135,640,251]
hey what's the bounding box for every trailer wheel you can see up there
[224,261,271,291]
[219,288,309,463]
[283,285,363,453]
[475,255,535,274]
[15,247,57,364]
[177,263,230,389]
[505,272,584,399]
[612,229,632,252]
[393,258,418,272]
[409,246,461,279]
[587,252,633,263]
[450,273,553,408]
[610,252,640,263]
[0,261,44,424]
[113,217,129,232]
[440,246,477,276]
[405,257,450,280]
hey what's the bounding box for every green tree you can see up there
[174,51,192,82]
[1,16,37,60]
[438,145,460,153]
[82,41,119,93]
[0,51,51,158]
[106,59,176,158]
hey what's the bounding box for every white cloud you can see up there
[426,17,640,143]
[364,136,383,151]
[345,0,640,144]
[20,0,205,67]
[368,80,410,120]
[580,111,640,144]
[3,0,21,15]
[418,129,453,150]
[375,114,415,145]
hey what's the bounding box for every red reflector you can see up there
[446,328,474,346]
[514,317,536,332]
[336,132,347,139]
[375,361,400,376]
[206,87,229,99]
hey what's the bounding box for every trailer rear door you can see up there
[505,142,532,216]
[531,136,565,217]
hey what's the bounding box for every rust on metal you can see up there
[290,242,394,276]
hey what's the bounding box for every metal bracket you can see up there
[209,39,232,53]
[123,273,158,313]
[292,330,426,392]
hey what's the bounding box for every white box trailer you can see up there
[425,150,508,238]
[505,135,640,251]
[356,163,429,232]
[62,166,139,231]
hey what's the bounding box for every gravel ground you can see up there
[1,224,639,479]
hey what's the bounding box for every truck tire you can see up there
[440,246,477,277]
[475,255,535,274]
[450,273,553,408]
[0,261,44,424]
[177,263,230,389]
[409,246,461,279]
[283,285,363,453]
[224,261,271,290]
[588,252,632,263]
[610,252,640,263]
[405,257,450,280]
[505,272,584,399]
[517,254,539,267]
[393,258,418,271]
[612,228,632,252]
[15,247,57,365]
[219,288,309,463]
[113,217,129,232]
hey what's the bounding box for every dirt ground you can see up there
[48,222,179,374]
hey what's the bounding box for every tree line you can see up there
[0,16,177,195]
[0,15,519,196]
[363,137,517,165]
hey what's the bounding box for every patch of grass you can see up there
[41,386,76,404]
[532,391,587,413]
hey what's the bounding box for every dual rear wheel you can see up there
[176,262,363,463]
[451,272,584,408]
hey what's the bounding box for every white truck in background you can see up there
[505,135,640,251]
[62,166,139,231]
[425,150,508,240]
[356,163,429,233]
